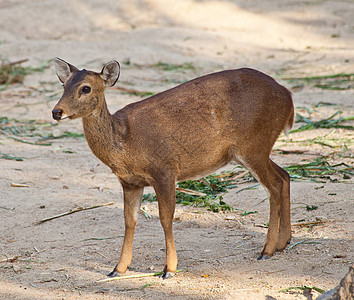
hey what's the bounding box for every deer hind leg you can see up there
[108,183,143,277]
[236,155,290,259]
[270,160,292,251]
[154,178,178,279]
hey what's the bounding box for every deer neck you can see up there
[82,97,121,168]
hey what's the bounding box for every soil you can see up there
[0,1,353,299]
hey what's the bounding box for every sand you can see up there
[0,1,353,299]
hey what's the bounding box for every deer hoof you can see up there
[161,271,174,280]
[257,254,271,260]
[161,265,175,280]
[107,270,121,277]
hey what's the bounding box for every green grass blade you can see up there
[0,152,24,161]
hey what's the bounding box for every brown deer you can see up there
[52,58,294,279]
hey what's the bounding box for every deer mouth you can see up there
[60,113,74,120]
[52,109,75,121]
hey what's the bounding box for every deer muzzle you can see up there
[52,109,63,121]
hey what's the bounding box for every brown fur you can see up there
[52,58,294,279]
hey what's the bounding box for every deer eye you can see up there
[82,86,91,93]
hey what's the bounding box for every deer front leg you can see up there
[154,178,178,279]
[108,182,143,277]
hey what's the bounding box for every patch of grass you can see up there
[291,111,354,133]
[0,116,84,146]
[154,62,195,72]
[149,191,235,213]
[9,137,52,146]
[50,132,85,139]
[288,239,322,250]
[142,193,157,202]
[121,90,154,98]
[62,150,75,154]
[278,128,352,150]
[290,136,351,149]
[284,156,353,182]
[112,86,155,98]
[280,285,325,294]
[125,91,154,98]
[143,154,352,211]
[282,73,354,90]
[306,205,318,211]
[0,59,50,89]
[143,173,237,212]
[143,172,258,213]
[0,152,24,161]
[178,174,235,195]
[183,194,234,212]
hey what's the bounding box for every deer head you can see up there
[52,58,120,121]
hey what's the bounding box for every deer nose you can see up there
[52,109,63,120]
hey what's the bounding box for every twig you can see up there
[80,236,123,242]
[273,149,308,155]
[292,220,326,227]
[176,187,207,197]
[111,86,153,96]
[140,207,152,220]
[0,206,15,211]
[280,285,325,294]
[1,59,29,68]
[0,255,21,264]
[254,224,268,228]
[96,269,185,283]
[288,239,321,250]
[64,274,70,284]
[35,202,114,225]
[229,171,249,180]
[110,283,153,292]
[235,184,260,194]
[11,182,30,188]
[214,172,234,178]
[97,272,163,282]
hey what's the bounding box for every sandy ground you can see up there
[0,0,353,299]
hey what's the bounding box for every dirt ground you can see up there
[0,1,353,299]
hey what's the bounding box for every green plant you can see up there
[281,73,354,90]
[143,172,252,212]
[284,156,352,182]
[154,62,195,71]
[290,111,354,133]
[0,59,49,88]
[0,116,84,146]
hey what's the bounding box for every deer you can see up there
[52,58,294,279]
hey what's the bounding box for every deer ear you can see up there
[53,58,78,83]
[100,61,120,87]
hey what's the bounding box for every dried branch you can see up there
[292,220,326,227]
[0,59,29,69]
[35,202,114,225]
[110,86,154,97]
[96,269,184,283]
[175,187,207,197]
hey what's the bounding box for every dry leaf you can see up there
[176,187,207,197]
[229,171,249,180]
[11,183,29,188]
